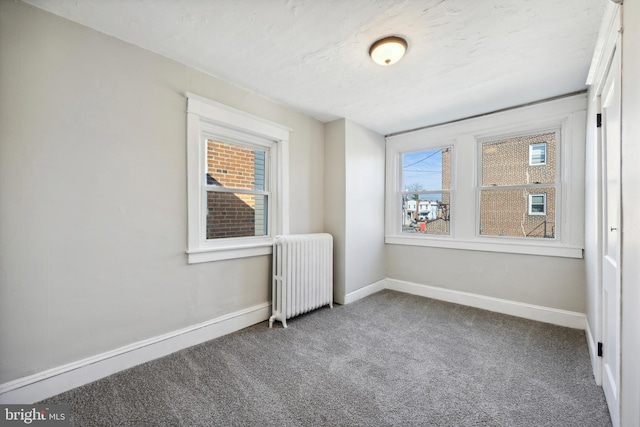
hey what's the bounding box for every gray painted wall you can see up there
[0,1,324,383]
[323,120,347,303]
[324,119,386,303]
[386,245,586,313]
[344,121,386,295]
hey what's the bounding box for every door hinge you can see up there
[598,342,603,357]
[596,113,602,128]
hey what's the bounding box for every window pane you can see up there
[206,192,267,239]
[530,195,545,204]
[402,147,451,191]
[401,193,450,235]
[479,188,555,238]
[482,132,555,186]
[530,203,545,213]
[206,139,266,190]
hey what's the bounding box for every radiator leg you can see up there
[282,318,287,328]
[329,302,333,308]
[269,315,276,328]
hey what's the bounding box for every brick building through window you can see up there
[205,139,267,239]
[400,132,556,239]
[479,131,557,238]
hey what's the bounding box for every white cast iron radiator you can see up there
[270,233,333,328]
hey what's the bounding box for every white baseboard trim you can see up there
[0,278,589,403]
[385,278,586,330]
[585,320,602,385]
[0,302,271,404]
[344,279,387,304]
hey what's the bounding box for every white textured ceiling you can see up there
[23,0,605,135]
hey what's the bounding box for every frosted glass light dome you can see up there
[369,36,408,66]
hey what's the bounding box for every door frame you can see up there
[585,2,621,425]
[586,1,621,386]
[599,44,622,427]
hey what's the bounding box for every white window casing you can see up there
[185,93,290,264]
[385,94,586,258]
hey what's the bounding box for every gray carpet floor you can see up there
[41,290,612,426]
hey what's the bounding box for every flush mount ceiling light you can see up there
[369,36,408,66]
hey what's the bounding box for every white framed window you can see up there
[529,194,547,215]
[186,93,290,263]
[385,94,586,258]
[529,142,547,165]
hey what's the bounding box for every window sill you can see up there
[385,235,583,258]
[187,241,273,264]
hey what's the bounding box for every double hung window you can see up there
[186,93,290,263]
[204,138,269,240]
[529,194,547,215]
[385,95,586,258]
[529,142,547,165]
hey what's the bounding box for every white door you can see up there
[601,48,621,427]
